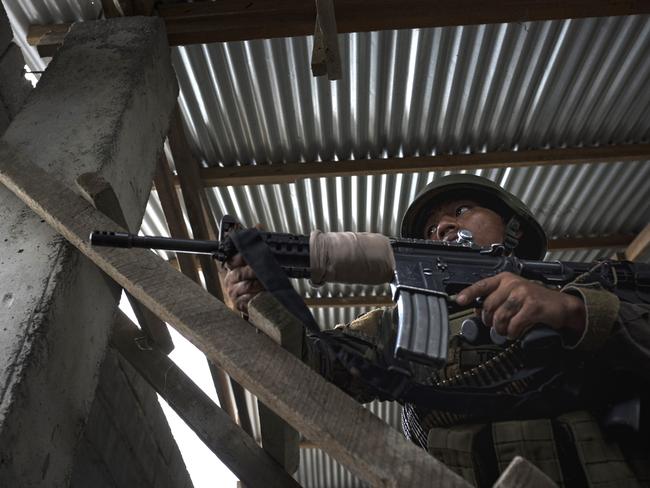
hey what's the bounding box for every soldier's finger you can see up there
[505,305,536,339]
[227,265,258,283]
[492,296,524,334]
[456,275,502,306]
[241,279,265,295]
[481,280,519,320]
[226,253,247,269]
[254,223,265,230]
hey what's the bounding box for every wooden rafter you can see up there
[158,0,650,45]
[547,234,635,251]
[195,144,650,187]
[28,1,650,48]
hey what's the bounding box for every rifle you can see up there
[90,217,650,370]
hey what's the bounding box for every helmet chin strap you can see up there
[503,216,521,256]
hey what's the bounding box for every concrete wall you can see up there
[0,14,181,487]
[70,349,192,488]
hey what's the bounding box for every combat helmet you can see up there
[400,174,547,259]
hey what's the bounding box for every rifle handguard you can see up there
[309,230,395,285]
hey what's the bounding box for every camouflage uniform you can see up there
[302,175,650,487]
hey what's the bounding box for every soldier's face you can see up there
[423,199,506,247]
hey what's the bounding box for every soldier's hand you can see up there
[224,253,265,313]
[455,272,586,340]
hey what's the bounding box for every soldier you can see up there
[225,174,650,486]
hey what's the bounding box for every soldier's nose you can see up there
[436,220,457,241]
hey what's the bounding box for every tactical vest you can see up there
[397,310,648,487]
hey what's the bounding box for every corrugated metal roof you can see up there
[175,16,650,165]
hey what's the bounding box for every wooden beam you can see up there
[624,223,650,262]
[27,23,71,47]
[0,141,470,487]
[111,311,301,488]
[547,234,635,251]
[158,0,650,45]
[196,145,650,187]
[248,293,303,474]
[29,1,650,48]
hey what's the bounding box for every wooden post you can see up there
[0,140,470,487]
[248,293,303,474]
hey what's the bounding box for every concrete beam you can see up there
[0,17,177,487]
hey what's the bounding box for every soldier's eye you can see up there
[456,205,471,217]
[426,224,437,238]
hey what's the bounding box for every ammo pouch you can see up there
[427,411,643,488]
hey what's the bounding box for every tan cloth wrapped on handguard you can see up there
[310,230,396,285]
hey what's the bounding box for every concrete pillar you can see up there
[0,17,177,486]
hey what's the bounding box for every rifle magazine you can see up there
[393,288,449,368]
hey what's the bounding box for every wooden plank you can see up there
[248,293,302,474]
[27,23,71,47]
[29,1,650,48]
[625,223,650,262]
[0,141,470,487]
[111,310,301,488]
[196,145,650,187]
[158,0,650,45]
[547,234,635,251]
